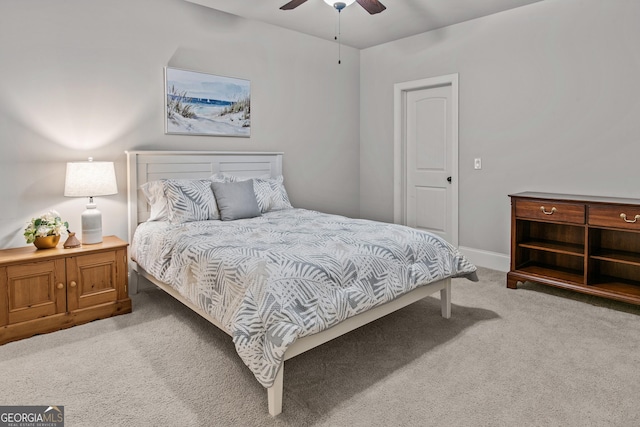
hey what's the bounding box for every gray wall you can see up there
[3,0,639,265]
[360,0,640,259]
[0,0,360,249]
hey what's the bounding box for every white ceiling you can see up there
[185,0,543,49]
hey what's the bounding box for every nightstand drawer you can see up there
[515,199,585,224]
[589,205,640,230]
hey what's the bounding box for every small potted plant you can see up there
[24,210,69,249]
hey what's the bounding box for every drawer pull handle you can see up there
[620,213,640,223]
[540,206,557,215]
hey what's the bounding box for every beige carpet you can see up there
[1,267,639,426]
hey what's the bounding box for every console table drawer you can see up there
[589,205,640,230]
[515,200,585,224]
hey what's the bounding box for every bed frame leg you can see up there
[267,364,284,416]
[440,280,451,319]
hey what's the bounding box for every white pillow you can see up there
[140,180,169,221]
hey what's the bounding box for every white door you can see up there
[394,75,458,246]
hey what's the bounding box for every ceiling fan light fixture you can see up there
[281,0,385,15]
[323,0,356,9]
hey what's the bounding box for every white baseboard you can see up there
[459,246,510,272]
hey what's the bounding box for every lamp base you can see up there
[81,203,103,244]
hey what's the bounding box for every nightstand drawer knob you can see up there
[620,213,640,223]
[70,281,77,288]
[56,283,64,290]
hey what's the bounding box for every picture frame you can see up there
[164,67,251,137]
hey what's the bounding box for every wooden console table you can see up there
[508,192,640,305]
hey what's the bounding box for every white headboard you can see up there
[125,150,284,244]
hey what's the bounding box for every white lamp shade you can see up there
[64,161,118,197]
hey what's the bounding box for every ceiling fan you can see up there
[280,0,386,15]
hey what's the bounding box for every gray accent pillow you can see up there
[211,180,261,221]
[209,173,293,213]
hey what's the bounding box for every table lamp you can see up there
[64,158,118,244]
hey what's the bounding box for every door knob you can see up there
[447,176,452,183]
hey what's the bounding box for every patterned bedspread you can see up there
[131,209,477,387]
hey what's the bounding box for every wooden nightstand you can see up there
[0,235,132,345]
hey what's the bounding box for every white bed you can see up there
[126,150,476,416]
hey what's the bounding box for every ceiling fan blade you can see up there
[280,0,309,10]
[356,0,386,14]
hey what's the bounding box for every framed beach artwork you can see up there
[164,67,251,137]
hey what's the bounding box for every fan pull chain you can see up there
[336,9,342,64]
[332,1,347,64]
[339,9,343,64]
